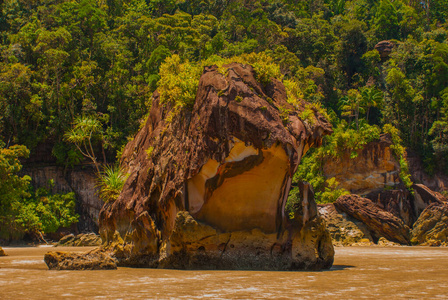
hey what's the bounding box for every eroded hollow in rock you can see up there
[187,138,289,233]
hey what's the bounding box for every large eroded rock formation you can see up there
[99,63,334,270]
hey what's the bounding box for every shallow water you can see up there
[1,246,447,299]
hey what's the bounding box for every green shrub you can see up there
[96,164,129,203]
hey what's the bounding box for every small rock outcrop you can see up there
[318,204,373,246]
[377,237,401,247]
[374,40,394,60]
[411,202,448,246]
[335,194,411,245]
[55,233,102,247]
[0,247,6,256]
[44,249,117,270]
[99,63,334,270]
[323,134,401,194]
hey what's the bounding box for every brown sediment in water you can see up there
[1,246,448,299]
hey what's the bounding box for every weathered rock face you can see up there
[44,249,117,270]
[407,150,448,193]
[23,165,102,232]
[411,202,448,246]
[412,184,447,217]
[374,40,394,60]
[323,134,401,194]
[100,63,334,270]
[318,204,373,246]
[334,194,411,245]
[365,189,414,226]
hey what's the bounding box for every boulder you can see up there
[44,249,117,270]
[374,40,394,60]
[318,203,374,246]
[99,63,334,270]
[55,233,102,247]
[365,189,414,226]
[377,237,401,247]
[323,134,401,194]
[335,194,411,245]
[411,202,448,246]
[412,184,447,217]
[0,247,6,256]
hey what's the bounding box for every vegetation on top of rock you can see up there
[157,52,282,112]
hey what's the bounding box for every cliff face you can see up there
[323,134,401,194]
[23,165,102,232]
[99,63,334,270]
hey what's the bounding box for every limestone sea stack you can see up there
[99,63,334,270]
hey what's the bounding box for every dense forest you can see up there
[1,0,448,238]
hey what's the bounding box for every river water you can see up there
[0,246,447,299]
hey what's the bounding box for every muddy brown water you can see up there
[0,246,447,299]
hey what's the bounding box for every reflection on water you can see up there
[1,246,448,299]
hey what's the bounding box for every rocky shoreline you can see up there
[319,184,448,247]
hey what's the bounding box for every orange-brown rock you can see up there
[318,203,373,246]
[374,40,394,60]
[411,202,448,246]
[323,134,401,194]
[99,63,334,270]
[44,249,117,270]
[334,194,411,245]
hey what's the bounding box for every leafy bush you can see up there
[158,54,202,110]
[316,177,350,204]
[0,143,79,240]
[157,52,284,113]
[16,186,78,235]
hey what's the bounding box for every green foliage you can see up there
[323,121,381,158]
[16,187,78,235]
[2,0,448,203]
[285,186,301,220]
[96,164,128,203]
[292,122,381,203]
[64,115,105,173]
[318,177,350,204]
[383,124,413,189]
[0,143,31,218]
[158,55,202,109]
[0,143,78,240]
[157,52,284,113]
[146,146,154,159]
